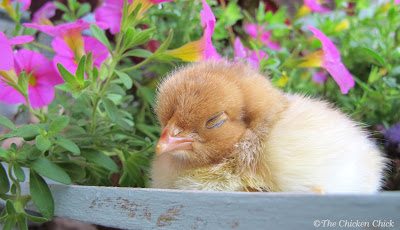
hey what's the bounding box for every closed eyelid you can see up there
[206,112,228,129]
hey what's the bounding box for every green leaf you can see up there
[57,63,79,87]
[58,162,86,182]
[0,147,8,159]
[90,24,112,51]
[126,27,156,48]
[0,115,16,130]
[359,47,386,66]
[115,70,133,89]
[76,3,91,18]
[30,171,54,219]
[156,30,173,53]
[7,124,40,140]
[32,158,72,184]
[0,163,10,193]
[54,2,69,12]
[17,71,29,95]
[75,55,86,84]
[137,86,155,105]
[16,215,28,230]
[102,98,119,122]
[13,164,25,182]
[55,137,80,155]
[82,150,118,172]
[49,116,70,134]
[5,200,16,215]
[124,49,153,58]
[35,135,52,152]
[26,213,49,223]
[3,216,16,230]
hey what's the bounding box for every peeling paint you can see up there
[156,205,184,227]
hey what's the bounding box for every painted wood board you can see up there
[9,184,399,230]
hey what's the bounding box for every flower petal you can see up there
[0,81,25,104]
[14,49,63,86]
[308,26,340,62]
[0,32,14,71]
[28,85,55,108]
[247,50,268,69]
[322,61,355,94]
[304,0,330,13]
[24,20,89,37]
[8,35,34,45]
[200,0,220,60]
[308,26,355,94]
[83,36,110,67]
[233,37,247,59]
[149,0,173,3]
[165,39,204,62]
[94,0,124,34]
[244,23,259,39]
[32,2,56,24]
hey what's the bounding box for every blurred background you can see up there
[1,0,399,229]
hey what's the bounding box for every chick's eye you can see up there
[206,112,228,129]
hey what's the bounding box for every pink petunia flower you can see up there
[165,0,220,61]
[0,32,15,72]
[51,36,110,74]
[244,23,281,51]
[304,0,330,13]
[0,32,60,108]
[95,0,173,34]
[24,19,90,37]
[199,0,220,59]
[302,26,355,94]
[234,37,267,69]
[32,2,56,25]
[24,20,109,74]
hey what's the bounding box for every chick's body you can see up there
[152,61,386,193]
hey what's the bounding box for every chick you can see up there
[151,60,386,193]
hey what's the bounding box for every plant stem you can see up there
[121,57,153,72]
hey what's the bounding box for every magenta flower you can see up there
[0,33,60,108]
[0,32,15,72]
[24,19,90,37]
[304,0,330,13]
[200,0,220,59]
[165,0,220,61]
[52,36,109,73]
[234,38,267,69]
[95,0,124,34]
[244,23,281,51]
[95,0,173,34]
[312,71,328,84]
[32,2,56,25]
[8,35,34,45]
[304,26,355,94]
[24,20,109,74]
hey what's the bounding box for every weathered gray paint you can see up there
[8,184,398,230]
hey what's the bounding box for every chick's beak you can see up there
[156,126,194,155]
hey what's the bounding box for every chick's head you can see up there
[154,62,247,167]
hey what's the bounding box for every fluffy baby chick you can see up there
[151,60,386,193]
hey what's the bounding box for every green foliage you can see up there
[1,1,400,228]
